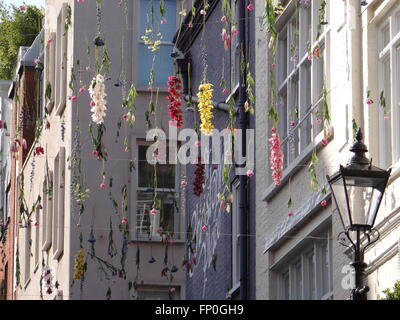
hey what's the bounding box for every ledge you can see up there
[262,128,333,202]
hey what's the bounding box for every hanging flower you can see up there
[34,146,44,156]
[42,266,54,295]
[166,76,184,128]
[320,200,328,207]
[73,248,85,280]
[247,3,254,11]
[269,129,283,185]
[221,28,231,51]
[89,74,107,124]
[197,83,214,136]
[193,156,205,196]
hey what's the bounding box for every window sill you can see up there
[263,128,333,202]
[226,283,240,299]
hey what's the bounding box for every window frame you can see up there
[55,4,68,116]
[274,0,328,170]
[134,140,180,239]
[276,229,333,300]
[45,32,56,113]
[377,5,400,168]
[42,171,53,252]
[52,148,65,260]
[136,0,178,89]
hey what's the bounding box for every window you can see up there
[135,142,180,238]
[377,4,400,168]
[138,0,176,88]
[275,0,327,170]
[45,32,56,112]
[23,224,31,286]
[231,180,240,289]
[52,148,65,260]
[137,286,179,300]
[230,0,240,90]
[34,206,40,270]
[55,4,68,115]
[277,229,333,300]
[42,171,53,251]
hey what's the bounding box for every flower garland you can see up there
[166,76,184,128]
[197,83,214,135]
[269,128,283,185]
[193,156,205,196]
[89,74,107,124]
[73,248,85,280]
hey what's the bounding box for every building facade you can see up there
[256,0,400,300]
[174,0,256,300]
[2,0,192,300]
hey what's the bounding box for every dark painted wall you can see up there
[177,0,255,300]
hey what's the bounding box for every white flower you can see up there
[89,74,107,124]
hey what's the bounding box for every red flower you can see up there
[34,146,45,156]
[166,76,184,128]
[193,156,205,197]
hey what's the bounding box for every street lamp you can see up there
[327,128,391,300]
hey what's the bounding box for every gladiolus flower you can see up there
[202,225,208,231]
[100,183,106,189]
[320,200,328,207]
[150,208,158,215]
[247,3,254,11]
[269,132,283,185]
[322,139,328,145]
[221,16,227,22]
[181,180,188,187]
[121,217,128,224]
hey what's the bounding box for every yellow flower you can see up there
[73,248,85,280]
[197,83,214,135]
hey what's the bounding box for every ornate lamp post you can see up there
[327,128,391,300]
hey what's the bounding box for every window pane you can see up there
[380,57,392,167]
[295,262,302,300]
[138,145,175,189]
[278,32,288,85]
[282,271,290,299]
[288,16,299,72]
[300,60,311,148]
[140,0,177,41]
[136,191,177,236]
[288,76,299,161]
[308,252,316,299]
[321,242,329,295]
[381,24,390,50]
[138,44,174,87]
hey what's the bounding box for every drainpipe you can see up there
[238,0,248,300]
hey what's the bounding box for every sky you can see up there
[3,0,45,8]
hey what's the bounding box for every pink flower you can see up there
[200,9,206,15]
[181,180,188,187]
[384,116,390,120]
[77,0,85,3]
[0,120,3,129]
[90,101,96,107]
[219,201,225,209]
[366,98,373,105]
[320,200,328,207]
[222,88,229,94]
[92,150,99,156]
[69,96,78,101]
[79,87,86,93]
[100,183,106,189]
[34,59,41,64]
[288,212,294,217]
[269,133,283,185]
[19,5,27,11]
[195,140,201,147]
[271,63,277,68]
[321,139,328,145]
[188,23,193,28]
[247,3,254,11]
[150,208,158,215]
[316,119,322,124]
[124,147,129,153]
[121,217,128,224]
[231,26,238,36]
[308,55,313,61]
[221,16,227,22]
[85,66,91,71]
[290,121,297,127]
[271,127,277,133]
[246,170,254,177]
[161,19,167,24]
[202,225,208,231]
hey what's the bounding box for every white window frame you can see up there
[55,4,68,116]
[377,5,400,168]
[42,171,53,251]
[231,179,240,290]
[52,148,65,260]
[34,206,40,271]
[275,0,328,170]
[136,0,178,89]
[135,140,180,239]
[45,32,56,113]
[23,224,31,287]
[277,229,333,300]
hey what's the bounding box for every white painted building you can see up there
[255,0,400,300]
[14,0,188,300]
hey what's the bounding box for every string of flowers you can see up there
[197,83,214,135]
[89,74,107,125]
[193,156,205,196]
[166,75,184,128]
[269,128,283,185]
